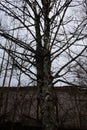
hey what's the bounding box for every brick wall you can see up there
[0,86,87,129]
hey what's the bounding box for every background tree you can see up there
[72,51,87,87]
[0,0,87,130]
[69,0,87,88]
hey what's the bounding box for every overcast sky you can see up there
[0,0,87,87]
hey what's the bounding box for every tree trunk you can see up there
[35,1,57,129]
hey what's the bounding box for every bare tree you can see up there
[72,52,87,87]
[0,0,87,130]
[70,0,87,88]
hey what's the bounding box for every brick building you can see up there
[0,86,87,129]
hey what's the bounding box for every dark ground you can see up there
[0,122,87,130]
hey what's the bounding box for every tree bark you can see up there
[35,1,57,130]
